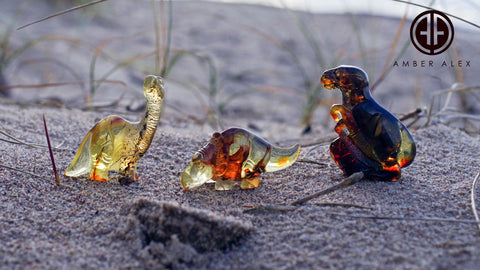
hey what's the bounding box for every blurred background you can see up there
[210,0,480,30]
[1,0,479,137]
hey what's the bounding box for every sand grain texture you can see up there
[1,102,479,269]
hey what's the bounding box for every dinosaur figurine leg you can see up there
[330,136,376,176]
[330,104,359,136]
[118,165,138,185]
[240,177,260,189]
[330,136,401,181]
[215,180,234,191]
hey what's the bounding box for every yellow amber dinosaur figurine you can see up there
[181,128,301,190]
[65,75,165,184]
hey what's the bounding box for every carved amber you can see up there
[321,65,416,181]
[65,75,165,184]
[181,128,301,190]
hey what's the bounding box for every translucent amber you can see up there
[321,65,416,181]
[65,75,165,184]
[181,128,301,190]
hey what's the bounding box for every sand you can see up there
[1,1,480,269]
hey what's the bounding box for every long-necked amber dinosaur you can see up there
[65,75,165,184]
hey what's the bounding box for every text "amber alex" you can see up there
[393,60,471,68]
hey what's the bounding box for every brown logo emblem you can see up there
[410,10,454,55]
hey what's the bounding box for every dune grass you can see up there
[1,0,479,134]
[219,2,415,130]
[471,172,480,233]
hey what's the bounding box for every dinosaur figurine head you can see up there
[321,65,371,109]
[143,75,165,102]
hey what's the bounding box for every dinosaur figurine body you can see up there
[181,128,301,190]
[321,65,415,181]
[65,75,165,184]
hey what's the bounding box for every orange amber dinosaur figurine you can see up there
[181,128,301,190]
[65,75,165,184]
[321,65,415,181]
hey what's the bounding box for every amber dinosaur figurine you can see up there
[65,75,165,184]
[321,65,415,181]
[181,128,301,190]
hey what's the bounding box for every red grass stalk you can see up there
[43,114,60,185]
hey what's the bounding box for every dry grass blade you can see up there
[0,163,51,182]
[43,114,60,185]
[393,0,480,29]
[296,159,328,167]
[0,130,46,149]
[282,5,325,69]
[300,133,337,148]
[17,58,83,84]
[151,0,173,77]
[371,6,408,91]
[436,114,480,122]
[89,36,155,101]
[162,0,173,77]
[253,85,299,94]
[164,103,204,124]
[1,34,89,93]
[152,0,162,75]
[0,80,125,91]
[313,202,370,209]
[244,172,365,213]
[291,172,364,206]
[398,108,423,122]
[425,86,480,126]
[17,0,108,30]
[334,214,480,225]
[471,172,480,232]
[234,21,310,88]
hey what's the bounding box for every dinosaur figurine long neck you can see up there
[135,96,162,154]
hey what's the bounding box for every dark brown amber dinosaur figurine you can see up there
[321,65,416,181]
[65,75,165,184]
[181,128,301,190]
